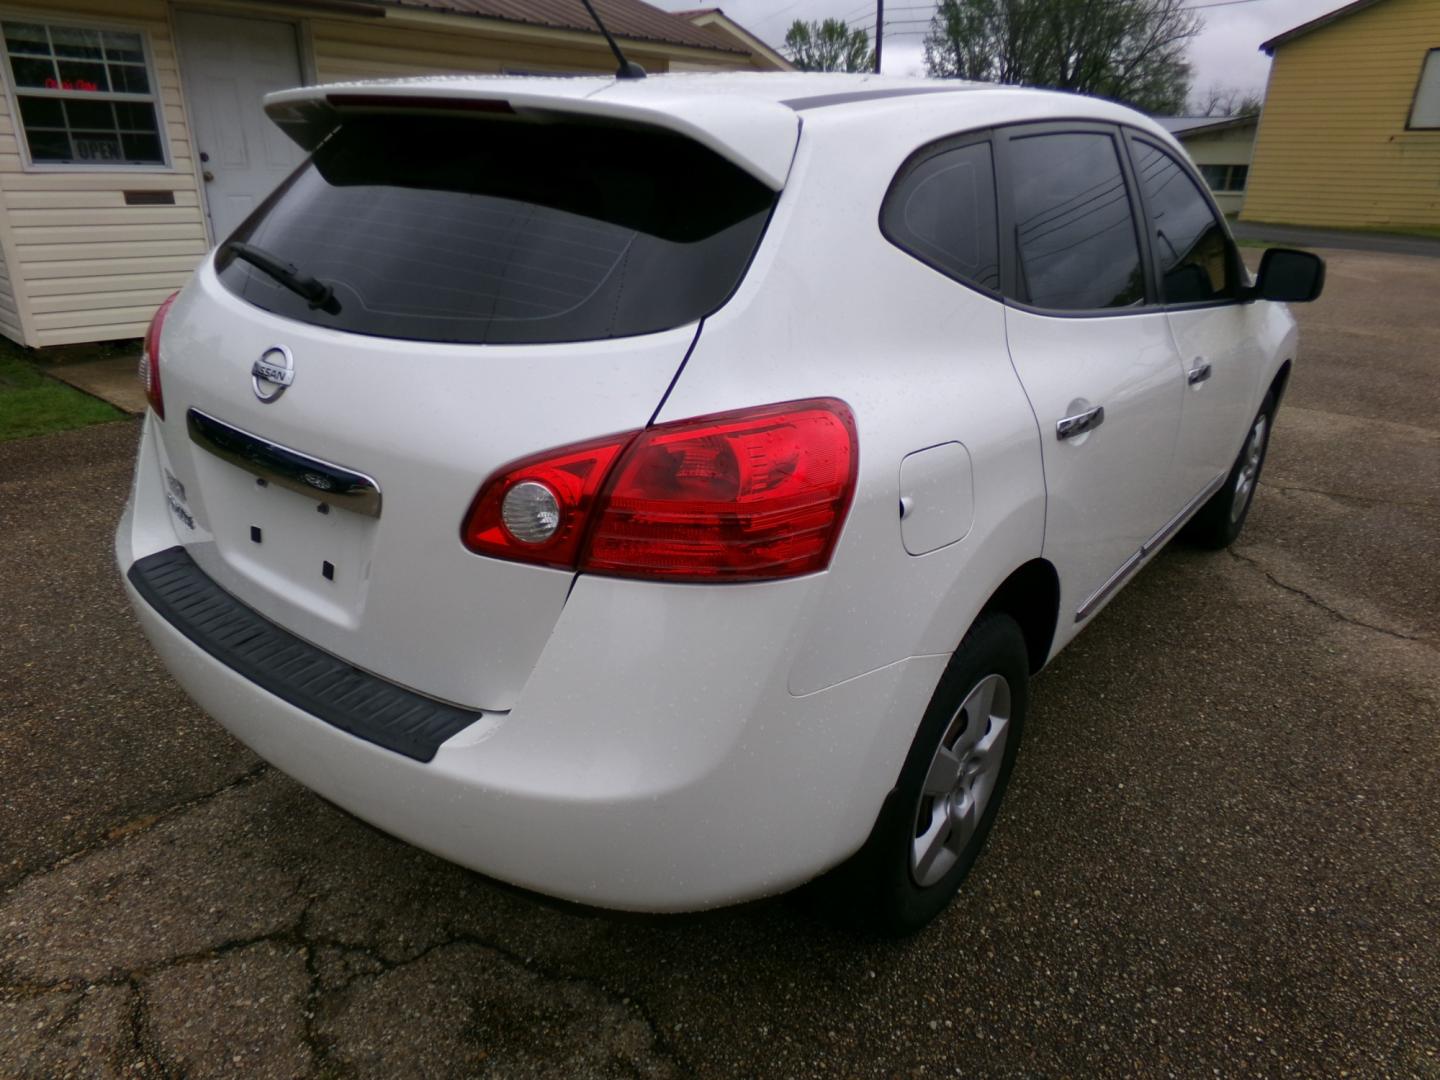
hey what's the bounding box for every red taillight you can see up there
[139,292,179,419]
[585,399,859,580]
[461,399,858,582]
[460,431,637,569]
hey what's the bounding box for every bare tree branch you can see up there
[925,0,1201,113]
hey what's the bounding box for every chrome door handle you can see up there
[1056,405,1105,441]
[1187,361,1212,385]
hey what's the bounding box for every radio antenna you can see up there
[578,0,647,79]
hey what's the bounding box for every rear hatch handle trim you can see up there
[187,408,382,517]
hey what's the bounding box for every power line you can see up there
[777,0,1282,65]
[763,0,821,25]
[826,0,1282,27]
[1182,0,1276,9]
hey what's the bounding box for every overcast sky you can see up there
[651,0,1348,105]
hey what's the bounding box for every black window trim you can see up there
[878,116,1251,319]
[877,126,1004,302]
[993,119,1159,320]
[1120,126,1248,313]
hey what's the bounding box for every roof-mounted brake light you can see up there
[324,93,515,115]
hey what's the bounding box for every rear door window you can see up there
[215,115,777,345]
[1129,137,1239,304]
[1005,131,1147,312]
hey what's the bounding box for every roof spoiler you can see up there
[263,82,800,191]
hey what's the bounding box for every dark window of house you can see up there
[1008,132,1147,311]
[1,21,165,165]
[1199,163,1248,192]
[881,141,1000,292]
[216,115,777,345]
[1133,139,1237,304]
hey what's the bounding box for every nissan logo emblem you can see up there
[252,345,294,403]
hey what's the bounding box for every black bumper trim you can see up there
[127,546,481,762]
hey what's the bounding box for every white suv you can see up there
[117,73,1323,933]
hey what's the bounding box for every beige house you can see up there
[672,8,792,72]
[0,0,784,349]
[1157,115,1259,216]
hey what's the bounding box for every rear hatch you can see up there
[149,100,784,710]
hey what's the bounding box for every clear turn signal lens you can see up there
[501,480,562,544]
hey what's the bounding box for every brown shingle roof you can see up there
[381,0,747,54]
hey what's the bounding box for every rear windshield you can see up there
[215,114,777,345]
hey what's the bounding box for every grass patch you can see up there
[0,344,124,442]
[1356,224,1440,240]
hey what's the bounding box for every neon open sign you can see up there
[44,77,100,92]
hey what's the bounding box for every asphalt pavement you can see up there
[2,248,1437,1078]
[1231,221,1440,259]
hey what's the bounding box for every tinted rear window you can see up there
[215,115,777,345]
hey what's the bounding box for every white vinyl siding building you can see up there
[0,0,771,348]
[0,1,202,347]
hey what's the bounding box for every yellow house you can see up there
[0,0,784,349]
[1242,0,1440,229]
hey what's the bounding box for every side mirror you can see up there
[1245,247,1325,303]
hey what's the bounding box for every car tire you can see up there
[1182,391,1276,550]
[813,613,1029,936]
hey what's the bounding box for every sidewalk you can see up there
[44,352,146,415]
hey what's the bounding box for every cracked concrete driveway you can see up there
[3,248,1438,1078]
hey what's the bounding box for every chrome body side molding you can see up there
[1074,471,1227,622]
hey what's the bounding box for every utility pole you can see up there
[874,0,884,73]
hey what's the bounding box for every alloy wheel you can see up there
[910,674,1012,888]
[1231,414,1268,523]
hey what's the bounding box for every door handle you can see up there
[1188,361,1213,385]
[1056,405,1105,441]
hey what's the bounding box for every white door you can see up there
[176,12,305,244]
[1126,134,1266,499]
[998,127,1187,626]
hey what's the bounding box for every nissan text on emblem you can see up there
[252,345,295,403]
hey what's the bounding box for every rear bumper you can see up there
[117,428,946,911]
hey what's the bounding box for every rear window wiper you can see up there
[222,241,340,314]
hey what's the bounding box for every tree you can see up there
[923,0,1201,115]
[1190,83,1264,116]
[784,18,875,73]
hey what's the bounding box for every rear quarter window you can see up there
[881,139,1000,293]
[216,115,777,345]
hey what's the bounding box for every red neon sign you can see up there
[44,77,100,92]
